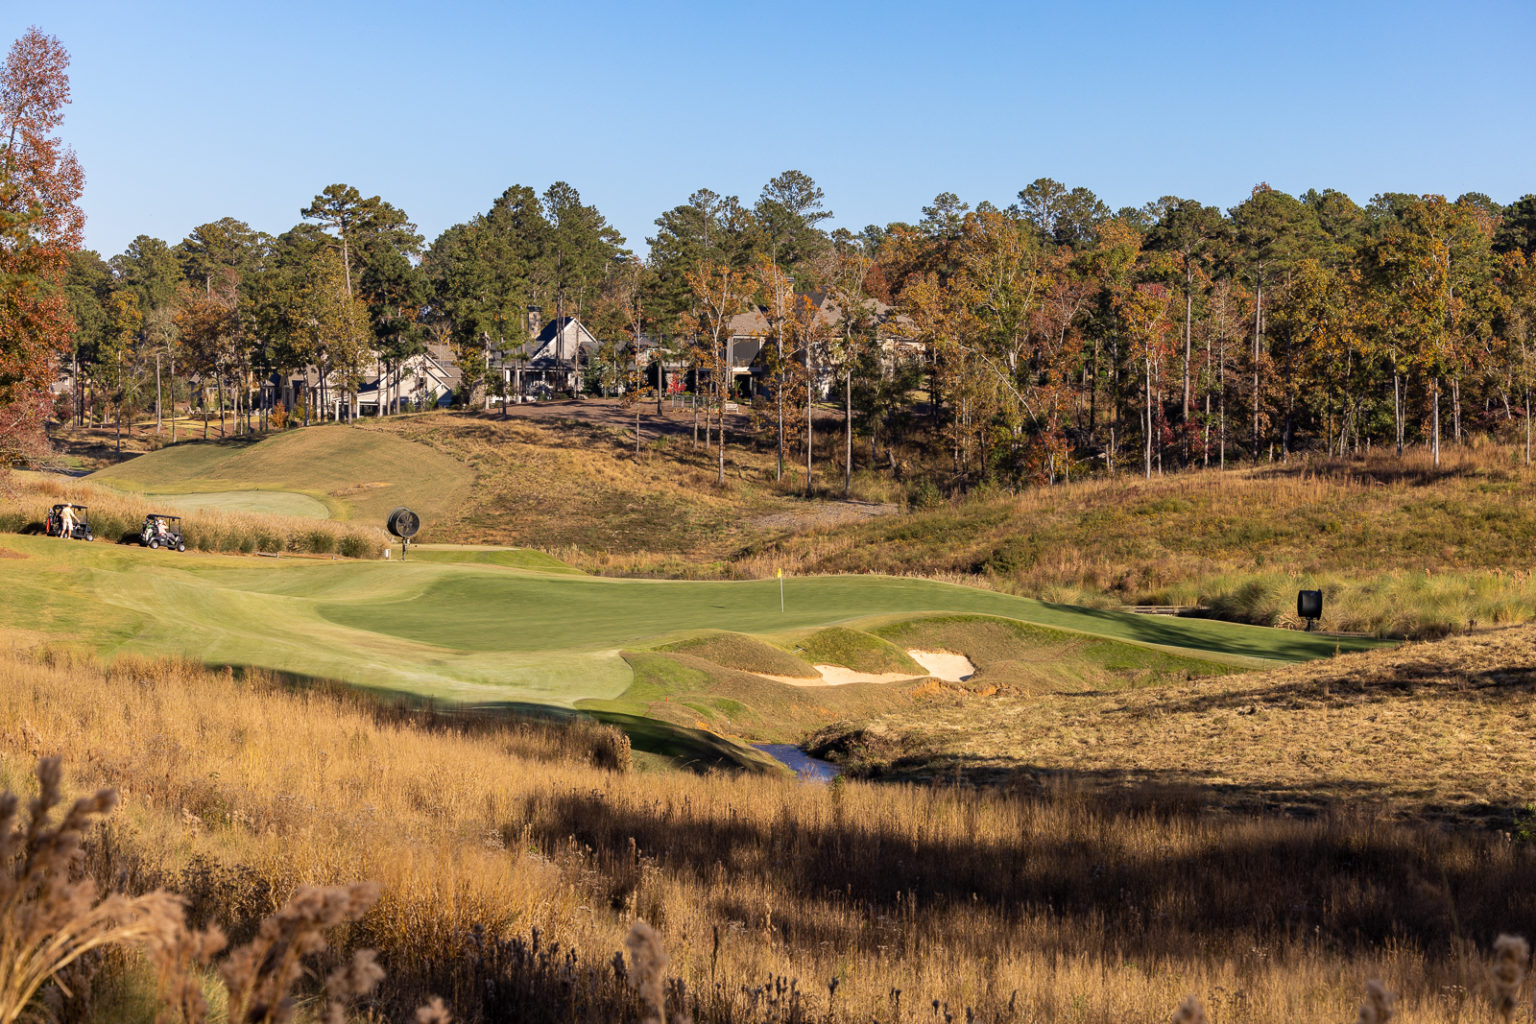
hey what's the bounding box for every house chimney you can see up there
[527,305,542,338]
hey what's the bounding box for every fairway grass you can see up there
[0,535,1388,754]
[87,423,473,529]
[149,489,333,518]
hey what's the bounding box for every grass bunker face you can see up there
[140,514,186,552]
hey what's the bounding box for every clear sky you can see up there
[7,0,1534,261]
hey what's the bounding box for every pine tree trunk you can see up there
[805,344,814,497]
[1144,353,1152,480]
[1393,371,1404,455]
[1252,276,1262,463]
[844,371,852,497]
[777,332,785,484]
[1432,377,1441,467]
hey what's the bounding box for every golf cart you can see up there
[44,504,92,541]
[140,513,186,552]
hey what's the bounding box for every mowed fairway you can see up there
[0,534,1386,721]
[86,424,473,528]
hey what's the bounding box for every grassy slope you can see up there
[746,447,1536,637]
[362,413,859,557]
[88,422,474,530]
[810,621,1536,822]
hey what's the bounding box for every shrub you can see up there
[337,532,375,559]
[303,529,336,555]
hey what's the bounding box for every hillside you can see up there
[85,409,895,555]
[87,422,475,533]
[742,444,1536,637]
[811,621,1536,824]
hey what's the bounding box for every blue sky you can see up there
[7,0,1533,260]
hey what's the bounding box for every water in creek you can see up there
[754,744,840,782]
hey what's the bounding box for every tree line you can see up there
[11,28,1536,491]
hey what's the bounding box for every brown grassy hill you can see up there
[744,443,1536,637]
[810,622,1536,825]
[359,411,897,558]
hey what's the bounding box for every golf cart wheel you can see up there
[148,538,159,550]
[84,531,93,542]
[176,542,185,552]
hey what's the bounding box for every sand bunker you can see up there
[908,649,976,682]
[760,649,976,687]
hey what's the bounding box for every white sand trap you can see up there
[758,649,976,687]
[907,649,976,682]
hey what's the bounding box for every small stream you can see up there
[754,744,840,782]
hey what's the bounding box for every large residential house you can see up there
[355,345,461,416]
[683,291,916,399]
[487,310,602,403]
[268,345,461,421]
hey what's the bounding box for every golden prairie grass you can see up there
[0,641,1533,1022]
[1,475,387,558]
[808,623,1536,822]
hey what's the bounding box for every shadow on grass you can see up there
[1255,457,1513,488]
[209,662,776,774]
[519,765,1536,966]
[1038,600,1392,661]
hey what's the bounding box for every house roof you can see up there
[724,292,911,338]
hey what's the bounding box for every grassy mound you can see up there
[88,423,473,532]
[588,650,931,743]
[792,626,925,674]
[871,615,1230,693]
[659,631,818,678]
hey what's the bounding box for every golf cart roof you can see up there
[146,513,182,521]
[51,503,87,510]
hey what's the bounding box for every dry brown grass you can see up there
[1,475,386,558]
[0,641,1533,1022]
[809,623,1536,823]
[745,442,1536,638]
[363,413,899,562]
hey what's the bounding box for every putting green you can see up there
[152,490,332,519]
[0,535,1389,718]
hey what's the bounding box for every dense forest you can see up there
[62,172,1536,486]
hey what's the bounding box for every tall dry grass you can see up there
[1,476,386,558]
[0,643,1532,1022]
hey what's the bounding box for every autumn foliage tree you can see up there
[0,27,82,467]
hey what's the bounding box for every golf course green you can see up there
[87,425,473,525]
[0,533,1385,715]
